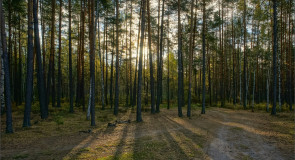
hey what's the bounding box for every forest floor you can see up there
[1,105,294,160]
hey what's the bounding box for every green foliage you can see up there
[53,115,64,126]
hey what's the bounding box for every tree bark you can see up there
[1,0,13,133]
[0,9,4,114]
[147,0,155,113]
[271,0,278,115]
[156,0,164,113]
[23,0,34,127]
[96,2,105,110]
[69,0,74,113]
[33,0,48,119]
[201,0,206,114]
[137,0,146,122]
[47,0,56,108]
[243,0,247,109]
[57,0,62,108]
[177,0,183,117]
[187,0,195,117]
[114,0,120,115]
[89,0,96,126]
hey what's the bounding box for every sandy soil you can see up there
[1,107,294,160]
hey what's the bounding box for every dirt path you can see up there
[1,107,294,160]
[206,109,291,160]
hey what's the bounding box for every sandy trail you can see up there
[206,109,288,160]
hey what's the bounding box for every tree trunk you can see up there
[69,0,74,113]
[266,69,270,112]
[177,0,183,117]
[167,9,170,110]
[147,0,155,113]
[287,1,292,111]
[23,0,34,127]
[1,0,13,133]
[114,0,120,115]
[137,0,146,122]
[47,0,56,108]
[132,1,142,107]
[40,0,46,81]
[271,0,278,115]
[125,3,129,107]
[57,0,62,108]
[243,0,247,109]
[252,71,255,112]
[187,0,194,117]
[156,0,164,113]
[105,16,108,106]
[0,12,4,114]
[201,0,206,114]
[89,0,96,126]
[32,0,48,119]
[129,0,133,106]
[232,11,236,106]
[96,2,105,110]
[18,17,22,104]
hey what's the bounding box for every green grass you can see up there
[13,154,29,159]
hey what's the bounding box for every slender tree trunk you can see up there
[201,0,206,114]
[156,0,164,113]
[147,0,155,113]
[13,29,17,103]
[271,0,278,115]
[32,0,48,119]
[89,0,96,125]
[177,0,183,117]
[232,11,236,106]
[243,0,247,109]
[8,0,12,96]
[252,71,255,112]
[81,0,85,110]
[46,0,56,108]
[220,0,225,107]
[0,8,4,114]
[137,0,146,122]
[114,0,120,115]
[287,1,292,111]
[96,3,105,110]
[110,24,114,108]
[86,78,92,120]
[125,3,129,107]
[1,0,13,132]
[40,0,46,81]
[266,69,270,112]
[187,0,194,117]
[23,0,34,128]
[18,17,22,104]
[105,17,108,106]
[69,0,74,113]
[167,10,170,110]
[133,2,142,107]
[129,0,133,106]
[0,18,3,114]
[57,0,62,108]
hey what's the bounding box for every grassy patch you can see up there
[239,144,249,150]
[230,126,244,132]
[13,154,29,159]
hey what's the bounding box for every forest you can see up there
[0,0,294,159]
